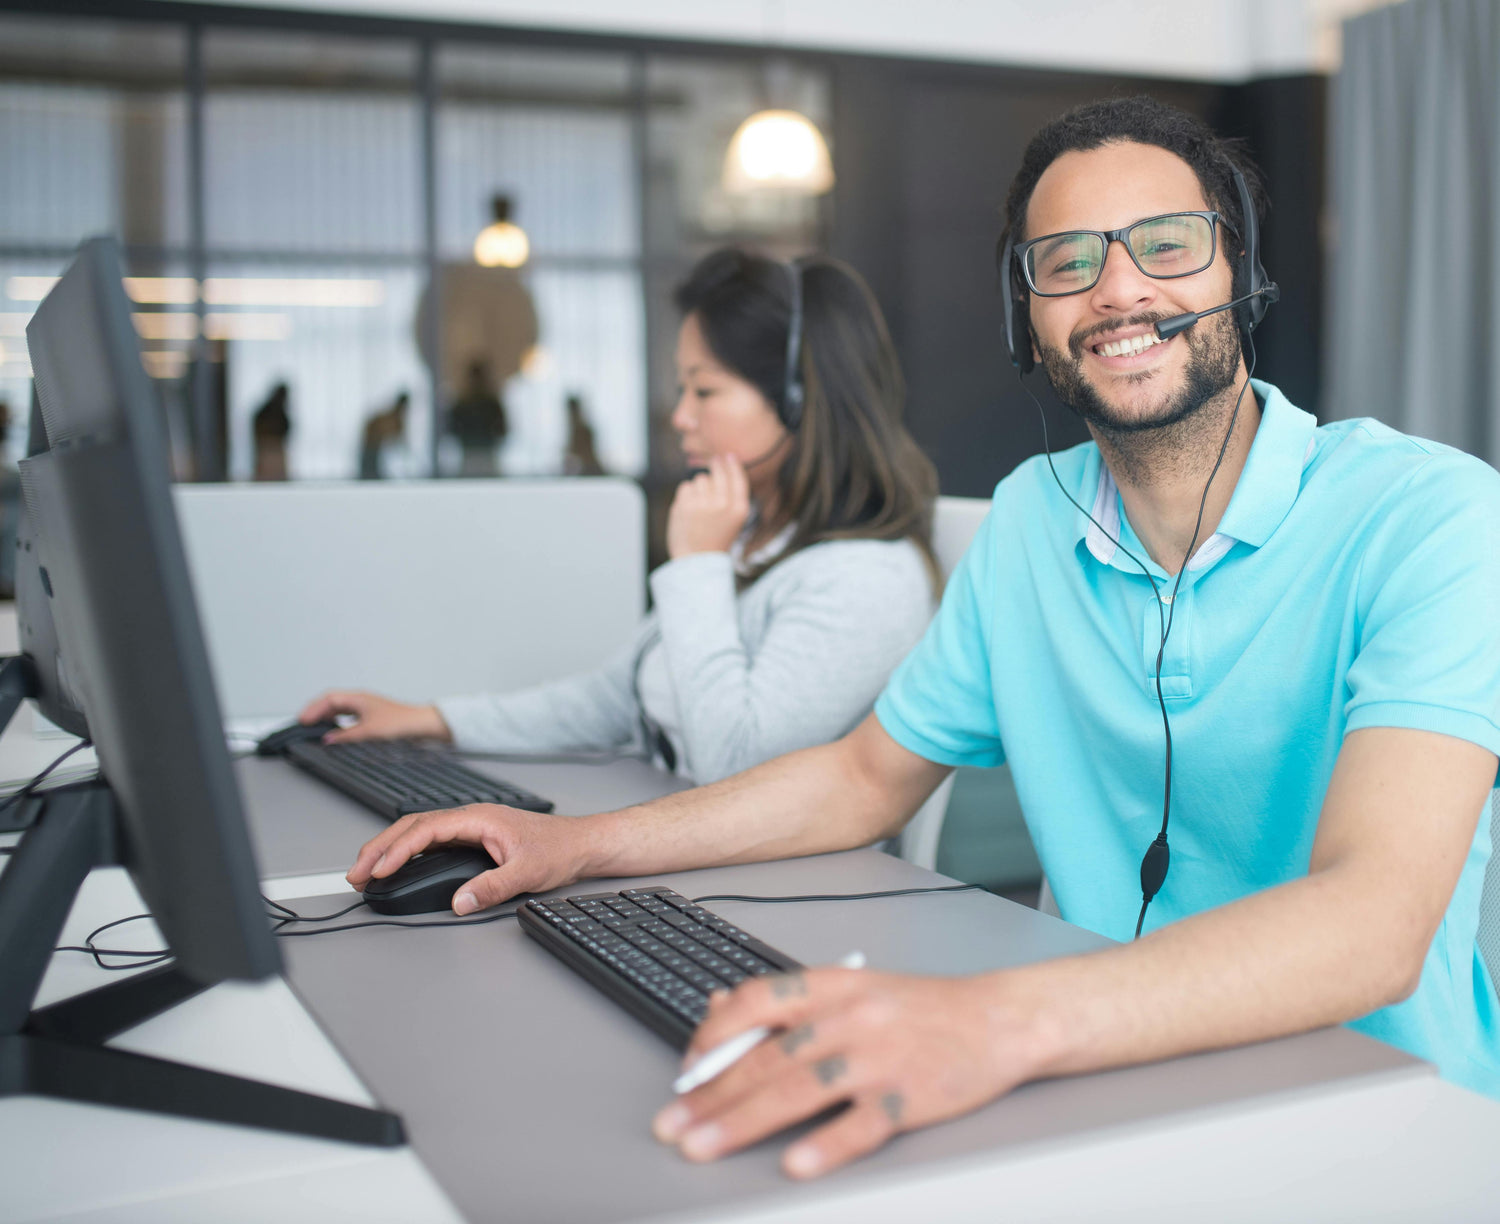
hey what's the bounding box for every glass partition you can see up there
[0,10,834,501]
[202,30,426,481]
[436,46,643,477]
[0,13,188,463]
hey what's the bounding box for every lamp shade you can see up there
[722,109,834,195]
[473,221,530,268]
[473,194,530,268]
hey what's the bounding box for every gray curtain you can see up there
[1325,0,1500,466]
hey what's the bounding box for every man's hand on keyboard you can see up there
[298,689,451,745]
[651,966,1043,1179]
[347,803,587,914]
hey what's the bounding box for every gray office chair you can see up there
[896,495,990,869]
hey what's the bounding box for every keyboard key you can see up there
[518,887,803,1048]
[284,739,554,821]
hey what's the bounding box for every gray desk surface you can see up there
[279,832,1420,1224]
[237,753,691,878]
[8,750,1494,1220]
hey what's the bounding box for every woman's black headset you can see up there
[781,257,806,429]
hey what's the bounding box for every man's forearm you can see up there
[1000,729,1493,1079]
[993,868,1423,1080]
[578,736,907,880]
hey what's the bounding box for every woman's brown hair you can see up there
[673,248,939,589]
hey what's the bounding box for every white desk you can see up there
[2,865,461,1224]
[4,758,1500,1223]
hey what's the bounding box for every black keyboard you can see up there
[519,886,801,1047]
[284,739,554,821]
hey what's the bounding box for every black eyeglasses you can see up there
[1016,211,1235,297]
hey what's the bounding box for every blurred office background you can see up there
[1,0,1493,891]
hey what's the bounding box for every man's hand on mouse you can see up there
[347,803,589,914]
[298,689,451,744]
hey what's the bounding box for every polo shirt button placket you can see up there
[1143,584,1193,700]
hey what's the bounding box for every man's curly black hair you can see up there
[1000,96,1269,336]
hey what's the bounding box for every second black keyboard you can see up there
[519,886,802,1047]
[284,738,554,820]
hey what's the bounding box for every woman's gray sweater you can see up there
[435,537,935,784]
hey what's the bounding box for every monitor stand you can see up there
[0,779,405,1146]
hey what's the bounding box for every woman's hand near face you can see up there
[296,689,452,744]
[666,454,752,559]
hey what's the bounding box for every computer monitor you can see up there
[0,391,87,809]
[0,237,401,1145]
[13,387,89,742]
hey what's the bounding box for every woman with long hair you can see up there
[300,248,938,784]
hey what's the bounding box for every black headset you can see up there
[781,257,806,430]
[681,256,805,482]
[1001,162,1272,374]
[997,157,1276,938]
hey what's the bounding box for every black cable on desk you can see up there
[56,913,175,971]
[690,883,983,905]
[65,897,524,962]
[0,738,95,823]
[273,907,522,937]
[58,880,989,964]
[263,893,367,927]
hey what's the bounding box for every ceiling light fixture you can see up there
[724,107,834,195]
[473,195,530,269]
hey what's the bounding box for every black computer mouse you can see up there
[361,846,498,915]
[257,719,340,756]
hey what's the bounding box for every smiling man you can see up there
[348,97,1500,1178]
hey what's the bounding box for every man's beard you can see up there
[1035,310,1242,477]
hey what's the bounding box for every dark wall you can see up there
[830,60,1327,498]
[1216,75,1327,415]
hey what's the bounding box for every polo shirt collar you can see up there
[1075,380,1316,573]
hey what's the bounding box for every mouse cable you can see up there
[267,883,993,938]
[56,912,176,971]
[55,898,522,966]
[0,739,96,841]
[263,893,367,928]
[272,907,522,938]
[58,882,992,963]
[56,895,387,969]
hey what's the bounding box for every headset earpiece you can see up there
[1230,164,1273,340]
[1000,234,1034,375]
[782,259,806,429]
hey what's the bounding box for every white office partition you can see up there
[174,479,645,721]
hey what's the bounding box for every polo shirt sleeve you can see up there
[874,500,1006,768]
[1343,451,1500,774]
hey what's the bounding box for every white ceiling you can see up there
[191,0,1405,80]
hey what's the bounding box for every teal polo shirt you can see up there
[876,381,1500,1096]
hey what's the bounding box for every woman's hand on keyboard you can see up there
[651,966,1044,1179]
[346,802,589,914]
[298,690,451,745]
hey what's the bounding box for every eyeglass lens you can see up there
[1024,213,1215,294]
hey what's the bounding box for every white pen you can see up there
[671,951,866,1095]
